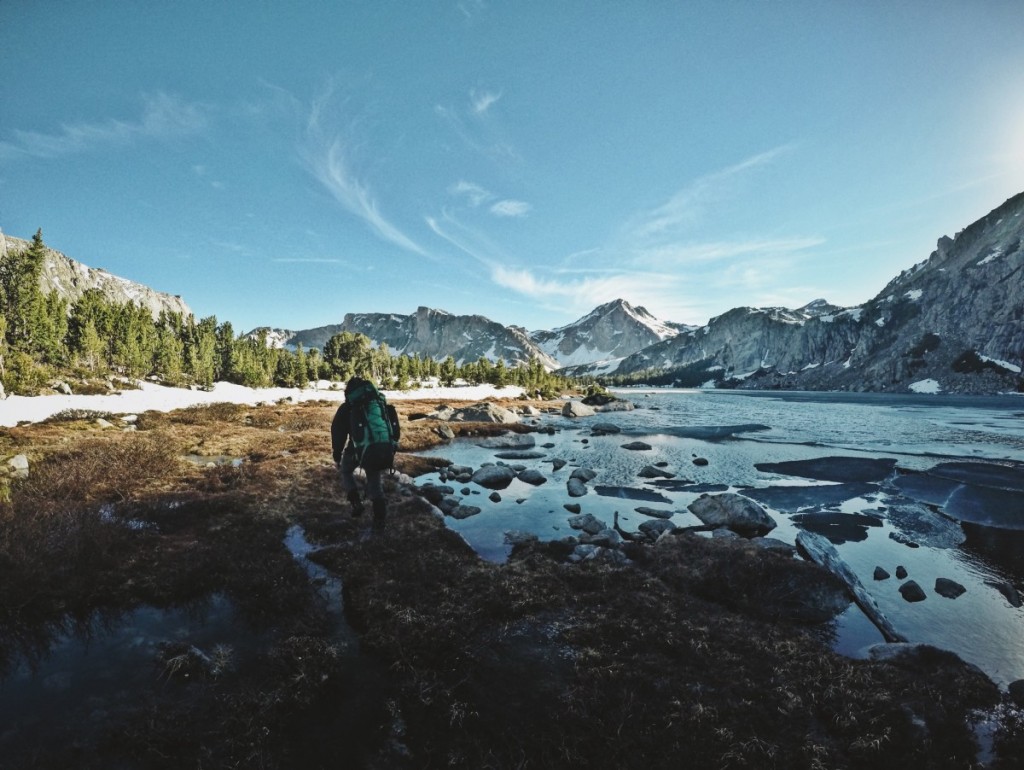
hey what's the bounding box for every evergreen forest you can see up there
[0,231,575,397]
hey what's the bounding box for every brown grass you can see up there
[0,394,1015,769]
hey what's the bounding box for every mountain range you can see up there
[4,191,1022,394]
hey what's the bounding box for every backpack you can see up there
[347,378,400,471]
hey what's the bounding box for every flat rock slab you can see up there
[621,441,653,451]
[493,451,547,460]
[634,507,674,519]
[755,456,898,483]
[475,434,537,449]
[884,500,966,549]
[740,482,878,511]
[791,511,884,545]
[660,424,771,441]
[893,462,1024,530]
[595,485,673,504]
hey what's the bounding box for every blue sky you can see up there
[2,1,1022,334]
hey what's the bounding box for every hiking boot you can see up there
[372,498,387,529]
[347,491,364,517]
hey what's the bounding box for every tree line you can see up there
[0,230,575,396]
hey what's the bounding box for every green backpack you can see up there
[347,378,400,468]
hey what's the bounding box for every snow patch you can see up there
[905,289,923,301]
[875,317,886,327]
[978,249,1003,266]
[909,379,942,394]
[980,356,1021,373]
[0,380,525,428]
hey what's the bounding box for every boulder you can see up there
[435,424,456,441]
[562,401,596,418]
[564,503,582,514]
[873,567,891,581]
[503,530,538,547]
[438,496,462,515]
[590,422,621,435]
[550,458,567,472]
[985,579,1022,607]
[489,492,502,503]
[450,505,483,520]
[899,580,927,602]
[451,402,521,424]
[595,400,634,413]
[934,578,966,599]
[634,507,674,519]
[471,465,516,489]
[687,493,776,537]
[476,434,537,449]
[568,513,608,535]
[640,519,677,540]
[517,469,548,486]
[7,454,29,479]
[570,468,598,482]
[638,465,675,479]
[621,441,653,451]
[896,566,908,579]
[580,528,622,547]
[567,478,589,497]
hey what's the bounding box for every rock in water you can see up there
[687,493,776,537]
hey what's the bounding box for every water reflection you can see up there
[417,390,1024,686]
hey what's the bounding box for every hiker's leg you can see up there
[339,448,363,515]
[365,468,387,526]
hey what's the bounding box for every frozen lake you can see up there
[418,389,1024,687]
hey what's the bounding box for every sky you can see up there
[2,1,1023,335]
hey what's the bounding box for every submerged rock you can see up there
[621,441,652,451]
[984,579,1022,607]
[791,511,884,545]
[595,486,672,504]
[638,465,675,479]
[756,456,898,483]
[517,469,548,486]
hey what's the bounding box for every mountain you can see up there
[0,230,192,320]
[593,192,1024,394]
[529,299,692,370]
[283,306,560,369]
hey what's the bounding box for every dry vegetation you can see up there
[0,395,1020,768]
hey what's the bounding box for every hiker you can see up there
[331,376,400,527]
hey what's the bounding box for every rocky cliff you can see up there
[286,306,560,368]
[1,231,193,320]
[595,192,1024,393]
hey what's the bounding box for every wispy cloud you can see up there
[301,85,428,257]
[638,237,823,268]
[449,180,493,207]
[471,88,502,115]
[625,145,794,242]
[490,199,531,218]
[0,92,208,161]
[272,257,346,264]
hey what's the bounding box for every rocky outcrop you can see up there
[592,192,1024,394]
[286,306,559,368]
[0,232,192,320]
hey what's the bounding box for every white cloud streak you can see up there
[490,199,531,217]
[0,92,209,161]
[301,86,428,257]
[471,88,502,115]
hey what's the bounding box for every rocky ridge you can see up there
[0,231,192,320]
